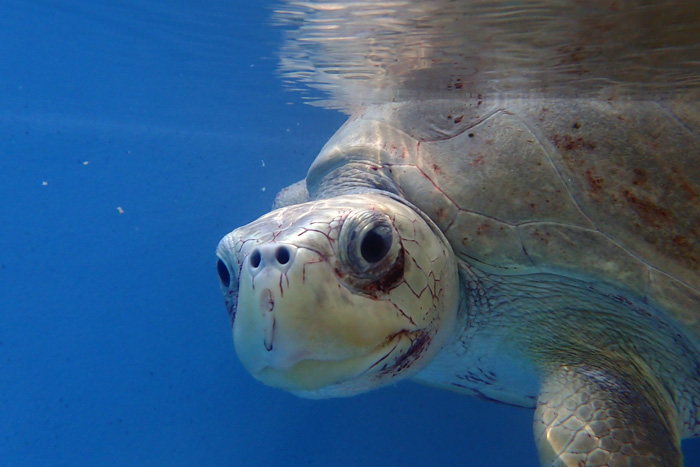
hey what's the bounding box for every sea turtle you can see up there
[216,96,700,466]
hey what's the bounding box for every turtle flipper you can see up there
[534,365,682,467]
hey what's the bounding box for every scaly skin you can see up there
[536,365,682,466]
[414,266,697,466]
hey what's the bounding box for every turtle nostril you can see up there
[217,259,231,288]
[276,246,290,265]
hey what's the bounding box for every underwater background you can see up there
[1,1,699,465]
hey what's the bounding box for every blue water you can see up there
[1,1,698,465]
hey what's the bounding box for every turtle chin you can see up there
[252,329,428,398]
[217,192,460,398]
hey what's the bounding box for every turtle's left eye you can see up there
[339,212,403,292]
[360,225,392,263]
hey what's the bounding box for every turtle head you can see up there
[216,193,459,398]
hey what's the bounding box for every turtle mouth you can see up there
[253,329,428,396]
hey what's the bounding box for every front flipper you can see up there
[534,364,681,466]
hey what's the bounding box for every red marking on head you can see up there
[470,154,486,167]
[381,330,431,376]
[301,257,324,283]
[334,267,346,279]
[360,248,406,298]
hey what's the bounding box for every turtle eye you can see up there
[360,225,392,263]
[339,212,403,293]
[217,258,231,287]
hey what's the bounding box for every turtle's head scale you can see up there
[216,193,459,398]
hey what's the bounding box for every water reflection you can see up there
[275,0,700,111]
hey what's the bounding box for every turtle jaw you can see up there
[232,247,430,397]
[254,330,424,397]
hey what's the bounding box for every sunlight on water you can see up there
[275,0,700,111]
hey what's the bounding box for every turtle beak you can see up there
[234,243,304,372]
[232,243,421,394]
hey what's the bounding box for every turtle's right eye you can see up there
[217,258,231,288]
